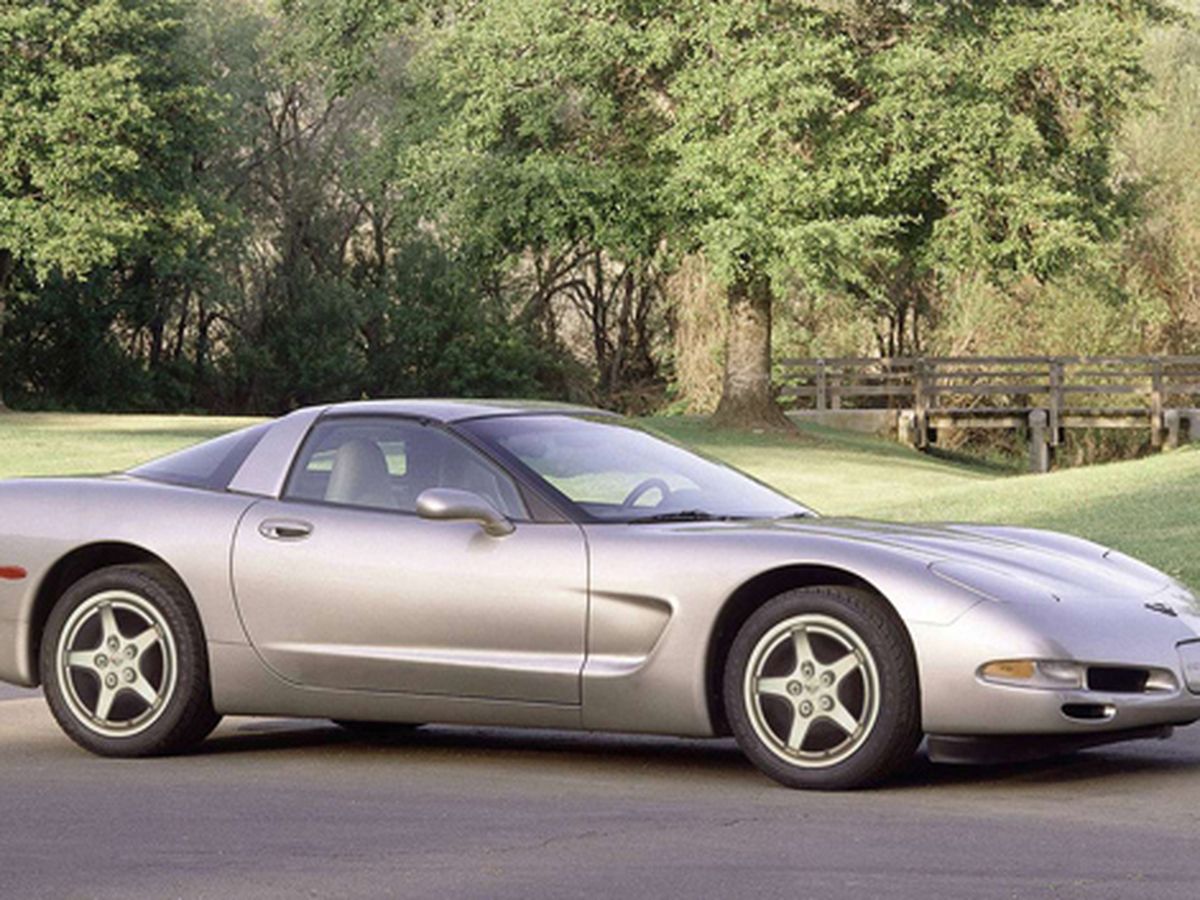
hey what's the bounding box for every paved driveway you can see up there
[2,693,1199,899]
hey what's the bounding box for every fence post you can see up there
[1165,409,1182,450]
[815,359,827,412]
[1049,359,1064,446]
[1028,409,1051,474]
[913,358,929,449]
[1150,360,1165,449]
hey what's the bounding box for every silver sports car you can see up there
[2,400,1199,789]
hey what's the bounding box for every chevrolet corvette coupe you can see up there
[2,400,1199,789]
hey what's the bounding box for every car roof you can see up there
[318,398,610,424]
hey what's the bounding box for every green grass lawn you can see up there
[650,417,1200,590]
[2,410,1197,588]
[0,413,264,478]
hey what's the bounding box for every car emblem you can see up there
[1144,601,1178,618]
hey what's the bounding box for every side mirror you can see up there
[416,488,515,537]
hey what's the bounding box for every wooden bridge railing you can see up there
[776,355,1200,471]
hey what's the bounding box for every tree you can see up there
[401,2,902,425]
[400,1,1172,425]
[648,2,895,426]
[0,0,1177,419]
[833,0,1174,357]
[0,0,215,407]
[1112,0,1200,352]
[401,0,674,408]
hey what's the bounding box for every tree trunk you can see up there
[712,272,791,429]
[0,249,12,411]
[0,293,7,411]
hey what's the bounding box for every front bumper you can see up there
[926,725,1181,765]
[911,596,1200,737]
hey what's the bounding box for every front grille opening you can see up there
[1062,703,1114,721]
[1086,667,1150,694]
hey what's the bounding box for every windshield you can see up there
[461,414,812,522]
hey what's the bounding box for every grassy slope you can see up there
[2,410,1196,588]
[649,417,1200,589]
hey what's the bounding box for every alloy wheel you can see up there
[54,589,178,739]
[742,612,881,769]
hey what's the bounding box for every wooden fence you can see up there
[776,356,1200,472]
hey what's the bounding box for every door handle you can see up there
[259,519,314,541]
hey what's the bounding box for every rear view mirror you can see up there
[416,488,515,537]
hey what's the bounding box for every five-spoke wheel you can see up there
[725,586,920,790]
[41,565,220,757]
[56,590,177,738]
[745,614,880,768]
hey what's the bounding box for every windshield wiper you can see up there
[628,509,732,524]
[774,511,816,520]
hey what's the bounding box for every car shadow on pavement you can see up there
[897,752,1190,788]
[197,718,764,783]
[195,717,1200,790]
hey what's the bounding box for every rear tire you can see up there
[723,586,920,790]
[40,565,221,757]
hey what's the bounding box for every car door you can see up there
[231,415,588,705]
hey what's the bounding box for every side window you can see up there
[285,418,528,519]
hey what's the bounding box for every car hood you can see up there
[753,516,1182,604]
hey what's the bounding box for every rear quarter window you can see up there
[129,423,271,491]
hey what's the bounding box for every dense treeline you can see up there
[0,0,1197,423]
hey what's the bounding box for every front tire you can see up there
[724,586,920,790]
[40,565,221,757]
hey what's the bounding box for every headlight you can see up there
[978,659,1085,690]
[929,560,1058,605]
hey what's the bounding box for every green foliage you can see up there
[774,0,1173,357]
[0,0,216,280]
[0,0,1194,435]
[0,271,150,410]
[361,239,552,399]
[0,0,224,411]
[214,237,551,411]
[874,2,1157,277]
[1119,0,1200,352]
[650,2,893,286]
[275,0,403,93]
[404,0,1174,420]
[407,1,665,258]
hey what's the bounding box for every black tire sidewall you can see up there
[723,586,921,790]
[40,564,218,757]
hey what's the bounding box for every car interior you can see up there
[286,420,527,519]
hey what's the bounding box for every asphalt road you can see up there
[2,692,1200,899]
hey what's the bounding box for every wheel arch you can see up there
[703,564,917,735]
[27,542,185,686]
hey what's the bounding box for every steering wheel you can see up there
[622,477,671,509]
